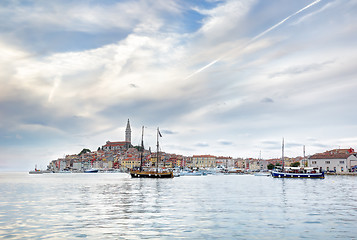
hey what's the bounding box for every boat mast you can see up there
[156,127,159,173]
[282,138,285,172]
[303,145,306,167]
[140,126,144,171]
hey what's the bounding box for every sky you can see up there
[1,0,357,171]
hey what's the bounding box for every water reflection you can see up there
[1,173,357,239]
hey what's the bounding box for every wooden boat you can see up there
[130,127,173,178]
[271,139,324,179]
[130,170,173,178]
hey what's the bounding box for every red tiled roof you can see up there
[192,155,216,158]
[103,141,128,147]
[310,153,352,159]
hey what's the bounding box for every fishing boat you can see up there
[130,127,173,178]
[271,166,324,178]
[271,139,324,179]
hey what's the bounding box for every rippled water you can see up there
[0,172,356,239]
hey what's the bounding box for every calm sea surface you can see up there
[0,172,356,239]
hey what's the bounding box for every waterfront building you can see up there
[249,159,268,171]
[192,155,216,169]
[216,156,232,168]
[308,148,357,173]
[235,158,249,169]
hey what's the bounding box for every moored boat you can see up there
[271,139,325,179]
[84,168,99,173]
[179,170,202,176]
[271,167,324,178]
[29,165,43,174]
[254,172,270,176]
[130,170,173,178]
[130,126,173,178]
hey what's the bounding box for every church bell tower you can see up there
[125,119,131,147]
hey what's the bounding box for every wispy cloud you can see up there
[1,0,357,170]
[269,60,335,78]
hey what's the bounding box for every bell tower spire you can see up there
[125,119,131,145]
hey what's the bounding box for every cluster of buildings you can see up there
[47,120,357,174]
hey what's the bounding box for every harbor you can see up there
[1,172,356,239]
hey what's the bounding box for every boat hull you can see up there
[271,171,324,179]
[84,169,98,173]
[130,171,173,178]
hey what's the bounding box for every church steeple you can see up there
[125,119,131,144]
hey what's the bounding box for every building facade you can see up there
[308,149,356,173]
[192,155,216,168]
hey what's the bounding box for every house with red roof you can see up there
[308,148,357,173]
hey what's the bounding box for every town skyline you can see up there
[1,0,357,171]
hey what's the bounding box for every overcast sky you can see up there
[1,0,357,171]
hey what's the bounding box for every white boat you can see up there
[180,170,202,176]
[84,168,99,173]
[254,172,270,176]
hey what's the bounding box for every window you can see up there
[325,161,330,164]
[327,167,329,171]
[340,161,345,164]
[341,167,344,172]
[312,161,317,164]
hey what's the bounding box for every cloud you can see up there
[195,142,209,147]
[261,97,274,103]
[218,139,233,145]
[269,60,335,78]
[161,130,177,135]
[1,0,357,170]
[0,1,182,33]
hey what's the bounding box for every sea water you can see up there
[0,172,356,239]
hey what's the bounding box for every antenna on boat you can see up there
[282,138,285,172]
[156,127,160,173]
[303,145,306,167]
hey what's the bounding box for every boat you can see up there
[254,172,271,176]
[179,170,202,176]
[130,127,173,178]
[271,139,324,179]
[84,168,99,173]
[29,165,43,174]
[271,166,324,178]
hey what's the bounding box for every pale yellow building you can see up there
[192,155,216,168]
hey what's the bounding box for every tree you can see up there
[133,145,144,152]
[290,162,300,167]
[267,163,275,170]
[79,148,91,155]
